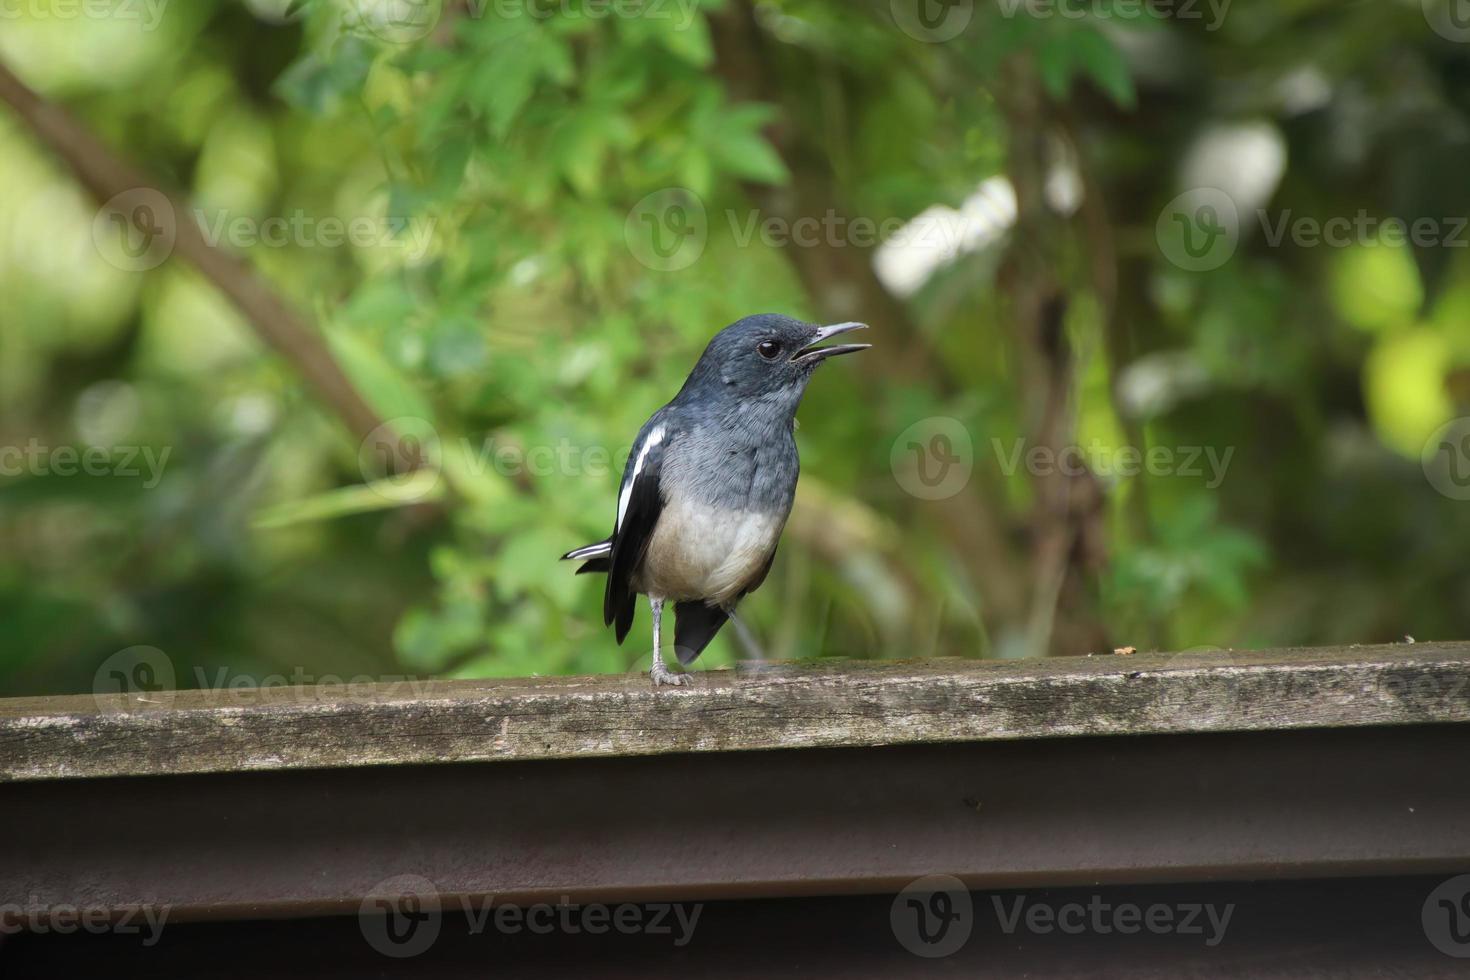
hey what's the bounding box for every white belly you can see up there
[638,498,784,605]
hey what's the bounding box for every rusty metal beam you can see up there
[4,724,1468,919]
[6,876,1463,978]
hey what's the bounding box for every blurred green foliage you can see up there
[2,0,1469,696]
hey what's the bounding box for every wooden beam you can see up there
[3,643,1468,782]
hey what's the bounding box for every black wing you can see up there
[604,417,671,644]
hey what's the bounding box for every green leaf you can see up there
[1036,36,1073,102]
[709,104,789,185]
[1072,30,1136,109]
[654,15,714,67]
[326,326,437,424]
[274,39,375,115]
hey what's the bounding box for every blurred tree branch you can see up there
[997,55,1109,657]
[0,58,393,453]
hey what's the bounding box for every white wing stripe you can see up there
[565,542,611,561]
[616,424,664,531]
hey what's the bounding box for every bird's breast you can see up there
[637,498,786,605]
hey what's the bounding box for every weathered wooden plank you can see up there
[2,643,1467,782]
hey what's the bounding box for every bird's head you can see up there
[681,314,870,407]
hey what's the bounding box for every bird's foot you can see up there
[649,661,689,687]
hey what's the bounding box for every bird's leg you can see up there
[648,596,688,687]
[726,607,768,662]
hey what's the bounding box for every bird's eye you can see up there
[757,340,782,360]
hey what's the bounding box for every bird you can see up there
[561,314,870,686]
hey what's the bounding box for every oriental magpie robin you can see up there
[561,314,870,686]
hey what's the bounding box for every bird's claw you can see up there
[650,664,689,687]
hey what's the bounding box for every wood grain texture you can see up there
[3,643,1468,782]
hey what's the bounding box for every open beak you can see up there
[791,322,871,364]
